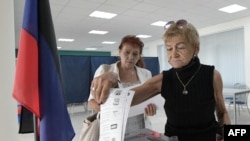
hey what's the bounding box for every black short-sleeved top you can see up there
[161,57,219,138]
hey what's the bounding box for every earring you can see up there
[193,55,197,59]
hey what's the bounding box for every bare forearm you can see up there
[131,86,158,106]
[222,112,231,125]
[217,110,231,125]
[131,74,162,106]
[214,70,231,125]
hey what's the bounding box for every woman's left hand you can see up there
[144,103,157,116]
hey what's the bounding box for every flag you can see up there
[13,0,75,140]
[18,105,34,133]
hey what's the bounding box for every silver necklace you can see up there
[175,65,201,95]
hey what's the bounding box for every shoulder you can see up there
[94,63,117,77]
[162,68,174,77]
[136,66,152,76]
[201,64,214,70]
[200,64,215,76]
[213,69,222,81]
[97,63,116,71]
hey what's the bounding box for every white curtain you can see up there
[157,28,245,88]
[200,28,245,88]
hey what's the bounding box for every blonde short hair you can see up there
[163,20,200,48]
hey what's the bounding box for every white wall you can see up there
[143,16,250,87]
[0,0,18,140]
[143,39,164,57]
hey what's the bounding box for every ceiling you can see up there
[14,0,250,52]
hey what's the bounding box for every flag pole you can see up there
[33,114,39,141]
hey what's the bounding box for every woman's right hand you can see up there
[91,72,118,104]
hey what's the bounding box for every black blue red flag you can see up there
[13,0,75,140]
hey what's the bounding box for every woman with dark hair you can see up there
[88,35,157,133]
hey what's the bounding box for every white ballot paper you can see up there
[116,83,165,117]
[129,94,164,117]
[99,88,134,141]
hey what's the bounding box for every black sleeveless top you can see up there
[161,57,219,136]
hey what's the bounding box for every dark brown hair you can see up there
[118,35,145,68]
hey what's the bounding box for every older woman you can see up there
[91,20,231,141]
